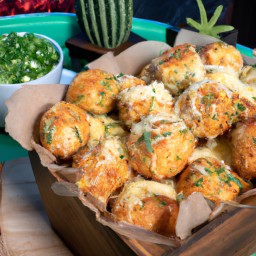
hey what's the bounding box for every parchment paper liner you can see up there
[5,31,256,245]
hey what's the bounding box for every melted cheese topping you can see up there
[206,70,256,104]
[95,137,126,168]
[117,81,173,105]
[131,113,185,137]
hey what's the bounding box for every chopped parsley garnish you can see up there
[74,126,83,143]
[236,103,246,112]
[162,132,172,137]
[201,94,214,106]
[119,155,124,159]
[195,177,203,187]
[138,131,154,153]
[179,128,187,134]
[176,193,184,203]
[176,155,182,160]
[99,91,105,106]
[73,94,85,104]
[253,137,256,145]
[105,122,119,133]
[100,80,112,91]
[116,73,124,79]
[149,96,155,112]
[46,126,55,145]
[212,114,218,120]
[204,168,213,175]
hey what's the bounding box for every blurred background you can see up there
[0,0,255,48]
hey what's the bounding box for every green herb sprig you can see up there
[186,0,234,39]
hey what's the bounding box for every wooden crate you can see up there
[29,151,256,256]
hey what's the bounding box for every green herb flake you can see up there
[212,114,218,120]
[176,155,182,160]
[253,138,256,145]
[252,97,256,101]
[227,173,243,189]
[116,73,124,79]
[73,94,85,104]
[195,177,203,187]
[138,131,154,153]
[46,126,55,145]
[105,122,119,133]
[236,103,246,112]
[204,168,212,175]
[74,126,83,143]
[159,201,167,207]
[100,80,112,91]
[201,94,214,106]
[162,132,172,137]
[179,128,187,134]
[119,155,124,159]
[149,96,155,112]
[176,193,184,203]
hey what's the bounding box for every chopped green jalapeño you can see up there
[0,32,59,84]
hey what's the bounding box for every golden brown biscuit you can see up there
[66,69,119,115]
[40,101,90,159]
[112,180,178,236]
[230,119,256,180]
[117,81,174,128]
[200,42,243,74]
[177,157,252,203]
[73,136,130,205]
[175,80,237,139]
[128,113,195,180]
[140,43,205,96]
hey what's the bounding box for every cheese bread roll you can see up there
[175,80,237,139]
[117,81,174,128]
[66,69,119,115]
[230,119,256,180]
[140,43,205,96]
[40,101,90,159]
[200,42,243,74]
[73,137,130,204]
[112,180,178,236]
[128,113,195,180]
[177,157,252,203]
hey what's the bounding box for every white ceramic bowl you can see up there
[0,32,64,127]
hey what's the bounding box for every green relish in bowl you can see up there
[0,32,60,84]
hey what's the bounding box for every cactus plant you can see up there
[186,0,234,39]
[75,0,133,49]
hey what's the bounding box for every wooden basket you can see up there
[29,151,256,256]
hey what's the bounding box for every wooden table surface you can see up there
[0,158,72,255]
